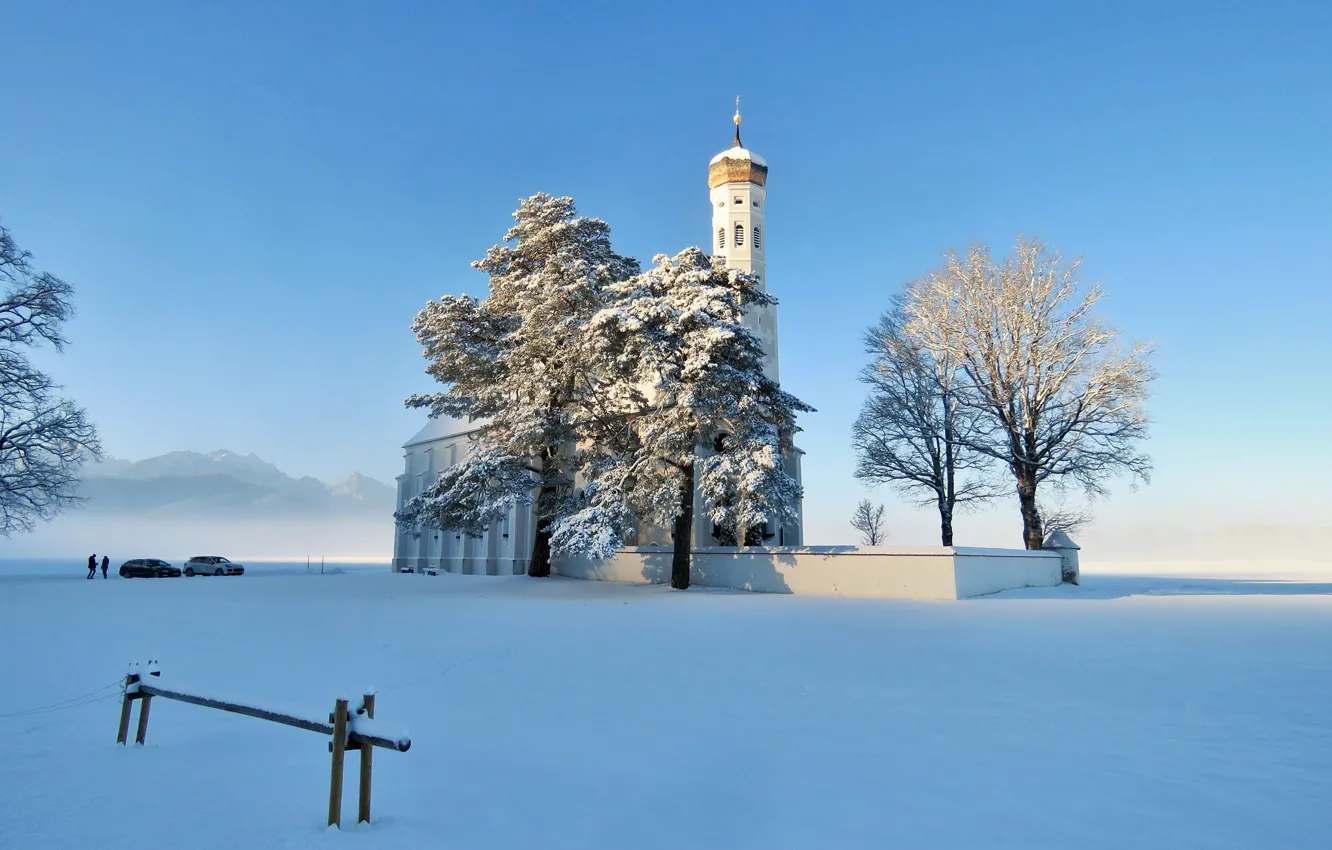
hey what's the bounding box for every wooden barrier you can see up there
[115,665,409,827]
[359,693,375,823]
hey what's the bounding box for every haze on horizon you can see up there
[1,2,1329,562]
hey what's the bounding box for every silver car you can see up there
[183,556,245,577]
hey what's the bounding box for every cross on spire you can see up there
[733,96,743,148]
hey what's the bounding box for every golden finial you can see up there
[733,96,743,147]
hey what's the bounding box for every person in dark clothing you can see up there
[87,554,97,580]
[101,555,109,579]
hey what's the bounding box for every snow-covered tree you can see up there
[852,298,998,545]
[0,221,101,536]
[396,194,638,576]
[903,239,1155,550]
[549,248,811,589]
[849,499,886,546]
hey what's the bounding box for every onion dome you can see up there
[708,98,768,188]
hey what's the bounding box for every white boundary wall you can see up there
[552,546,1062,600]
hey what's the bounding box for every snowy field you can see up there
[1,561,1330,849]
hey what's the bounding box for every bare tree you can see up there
[903,238,1155,550]
[852,299,998,545]
[1038,491,1092,539]
[0,221,101,536]
[850,499,886,546]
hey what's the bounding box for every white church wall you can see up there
[392,419,535,575]
[552,546,1061,600]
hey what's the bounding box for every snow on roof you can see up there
[402,414,483,449]
[709,147,767,168]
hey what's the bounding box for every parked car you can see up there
[184,556,245,577]
[119,559,182,578]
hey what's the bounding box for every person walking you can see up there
[101,555,110,579]
[87,554,97,580]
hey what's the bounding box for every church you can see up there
[392,108,803,575]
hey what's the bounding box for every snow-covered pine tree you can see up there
[550,248,812,589]
[396,194,639,577]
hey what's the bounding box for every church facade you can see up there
[392,110,802,575]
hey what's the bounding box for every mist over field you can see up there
[3,450,395,562]
[3,516,392,563]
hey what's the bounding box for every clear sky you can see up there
[2,1,1330,554]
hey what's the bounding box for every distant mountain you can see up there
[75,451,395,519]
[329,472,395,502]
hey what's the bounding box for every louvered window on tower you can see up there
[718,227,725,250]
[754,226,762,249]
[735,223,744,247]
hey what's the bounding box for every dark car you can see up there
[183,556,245,577]
[118,559,182,578]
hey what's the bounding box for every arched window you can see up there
[754,226,762,249]
[734,223,744,247]
[717,227,725,251]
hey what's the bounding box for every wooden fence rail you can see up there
[115,665,409,827]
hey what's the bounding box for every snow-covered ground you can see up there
[1,561,1329,849]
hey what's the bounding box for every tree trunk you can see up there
[942,395,957,548]
[528,512,553,577]
[1015,468,1043,550]
[670,463,694,590]
[527,450,558,578]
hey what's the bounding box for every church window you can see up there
[734,223,744,247]
[734,197,743,205]
[754,226,761,249]
[717,227,725,250]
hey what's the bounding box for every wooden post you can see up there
[134,690,153,745]
[116,673,140,744]
[357,693,375,824]
[328,698,349,828]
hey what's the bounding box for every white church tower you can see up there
[703,101,803,546]
[708,100,780,380]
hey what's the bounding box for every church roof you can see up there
[708,147,768,188]
[402,414,482,449]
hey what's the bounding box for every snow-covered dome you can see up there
[708,146,768,169]
[708,103,768,188]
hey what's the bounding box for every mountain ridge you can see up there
[76,450,395,519]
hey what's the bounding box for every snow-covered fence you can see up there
[114,663,410,828]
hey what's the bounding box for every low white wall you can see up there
[952,548,1064,598]
[552,546,1061,600]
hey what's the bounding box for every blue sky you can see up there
[2,1,1329,551]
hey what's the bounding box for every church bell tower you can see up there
[709,100,779,381]
[703,101,802,546]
